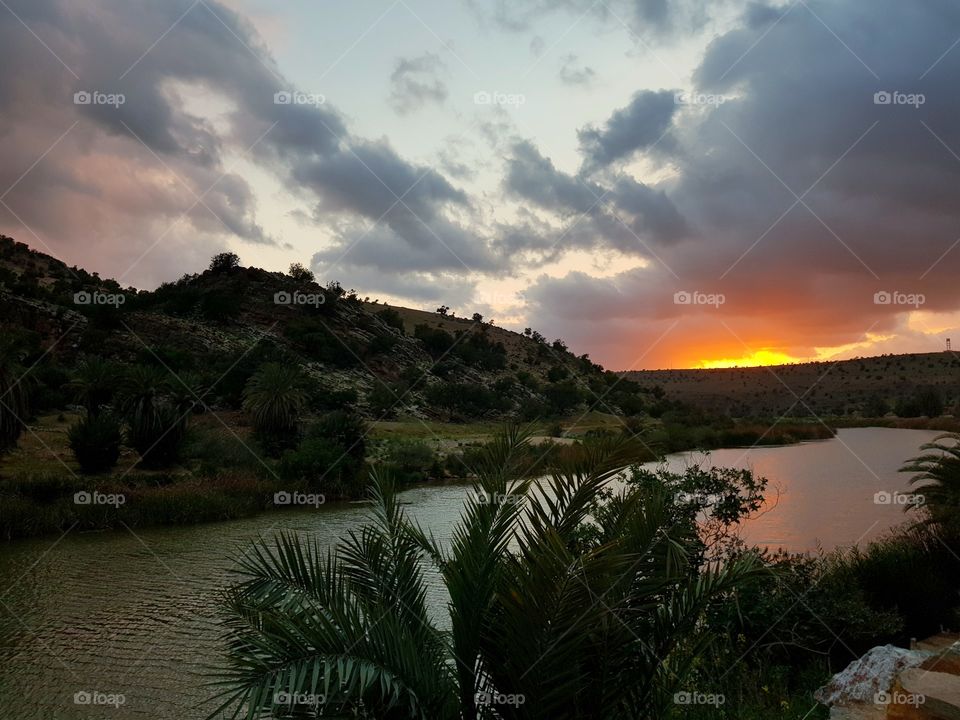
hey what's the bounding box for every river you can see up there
[0,427,940,719]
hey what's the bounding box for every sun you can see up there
[695,350,799,369]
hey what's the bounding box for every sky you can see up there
[1,0,959,370]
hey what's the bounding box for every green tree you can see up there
[68,412,122,473]
[288,262,315,283]
[209,252,240,272]
[70,357,116,416]
[212,429,758,719]
[120,365,188,468]
[242,363,310,449]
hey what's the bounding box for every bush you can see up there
[68,413,122,473]
[278,436,363,496]
[376,307,405,332]
[127,402,187,468]
[311,410,367,462]
[209,252,240,272]
[288,262,314,283]
[425,381,507,419]
[381,441,439,484]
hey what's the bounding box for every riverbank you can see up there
[1,426,955,719]
[0,411,835,539]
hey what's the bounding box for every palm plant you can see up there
[902,432,960,530]
[0,339,30,452]
[212,428,758,719]
[242,362,310,447]
[69,357,116,416]
[120,365,188,468]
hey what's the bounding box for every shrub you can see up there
[242,363,311,451]
[278,436,363,497]
[311,410,367,462]
[127,402,187,468]
[425,381,507,419]
[382,441,439,484]
[68,413,122,473]
[209,252,240,272]
[376,307,405,332]
[288,262,314,283]
[278,412,368,497]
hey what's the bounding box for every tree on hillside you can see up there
[209,252,240,273]
[242,363,311,453]
[288,262,314,283]
[70,357,116,417]
[120,365,189,468]
[436,305,449,316]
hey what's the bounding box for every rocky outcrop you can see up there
[818,634,960,719]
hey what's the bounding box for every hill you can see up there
[626,353,960,418]
[0,235,656,423]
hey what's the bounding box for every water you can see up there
[0,427,939,719]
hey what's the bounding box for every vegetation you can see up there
[242,363,311,452]
[212,429,760,719]
[68,413,122,473]
[901,432,960,533]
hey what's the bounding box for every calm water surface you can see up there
[0,427,938,718]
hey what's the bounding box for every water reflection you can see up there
[0,427,938,718]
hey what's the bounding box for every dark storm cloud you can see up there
[388,53,448,115]
[522,0,960,367]
[0,0,480,289]
[502,140,688,257]
[471,0,717,37]
[577,90,677,171]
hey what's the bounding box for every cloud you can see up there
[0,0,486,292]
[558,53,595,86]
[473,0,719,39]
[502,139,688,259]
[519,0,960,367]
[388,52,448,115]
[577,89,676,171]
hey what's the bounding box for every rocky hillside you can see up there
[0,236,657,421]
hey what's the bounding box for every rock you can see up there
[816,645,933,707]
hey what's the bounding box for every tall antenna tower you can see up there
[948,338,952,352]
